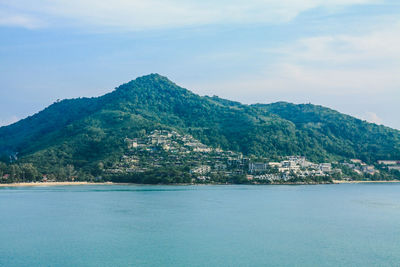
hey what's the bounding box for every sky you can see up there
[0,0,399,129]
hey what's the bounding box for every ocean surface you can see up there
[1,184,400,267]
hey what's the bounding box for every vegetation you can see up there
[0,74,399,183]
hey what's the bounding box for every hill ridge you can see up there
[0,74,399,183]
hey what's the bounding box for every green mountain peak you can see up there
[0,74,399,183]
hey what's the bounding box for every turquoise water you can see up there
[1,184,400,266]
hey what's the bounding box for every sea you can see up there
[1,184,400,267]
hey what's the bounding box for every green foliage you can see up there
[0,163,41,183]
[108,168,192,184]
[0,74,399,182]
[257,102,400,163]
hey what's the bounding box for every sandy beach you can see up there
[333,180,400,184]
[0,182,113,187]
[2,180,400,187]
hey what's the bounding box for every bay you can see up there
[1,184,400,266]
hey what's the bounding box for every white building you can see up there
[378,160,399,165]
[389,166,400,171]
[268,162,281,168]
[319,163,332,173]
[249,163,268,173]
[190,165,211,174]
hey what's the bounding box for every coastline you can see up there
[0,181,114,187]
[1,180,400,187]
[332,179,400,184]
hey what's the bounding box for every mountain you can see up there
[0,74,399,182]
[255,102,400,163]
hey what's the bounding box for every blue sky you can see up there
[0,0,399,129]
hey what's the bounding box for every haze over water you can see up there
[1,184,400,266]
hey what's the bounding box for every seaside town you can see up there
[1,129,399,184]
[101,130,400,183]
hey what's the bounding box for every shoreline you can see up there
[332,179,400,184]
[0,181,114,187]
[1,180,400,187]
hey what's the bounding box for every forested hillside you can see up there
[0,74,399,182]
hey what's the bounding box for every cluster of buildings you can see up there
[247,156,340,182]
[377,160,400,172]
[341,159,380,175]
[107,130,400,182]
[107,130,348,182]
[107,130,244,176]
[125,130,212,154]
[340,159,400,176]
[246,173,290,182]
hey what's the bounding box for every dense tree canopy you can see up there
[0,74,399,182]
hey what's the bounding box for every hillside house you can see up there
[249,162,268,173]
[190,165,211,174]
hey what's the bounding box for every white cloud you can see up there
[0,11,44,29]
[274,22,400,94]
[206,20,400,97]
[0,115,19,127]
[0,0,380,30]
[277,21,400,68]
[364,112,382,124]
[186,19,400,128]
